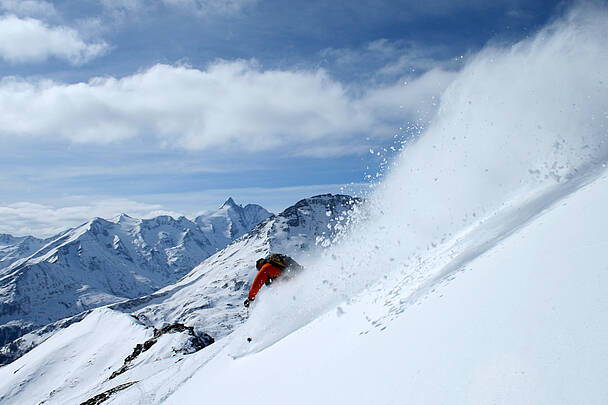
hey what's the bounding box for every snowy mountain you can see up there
[0,194,359,366]
[0,234,47,271]
[1,7,607,404]
[194,197,272,247]
[112,194,362,340]
[166,171,608,405]
[1,172,606,404]
[0,199,271,349]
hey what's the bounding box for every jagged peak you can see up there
[140,215,179,228]
[220,197,241,210]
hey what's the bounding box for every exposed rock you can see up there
[109,323,213,380]
[79,381,138,405]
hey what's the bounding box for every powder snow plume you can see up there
[230,2,608,353]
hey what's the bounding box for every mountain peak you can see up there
[221,197,240,210]
[112,213,135,223]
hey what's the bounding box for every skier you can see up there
[244,253,303,307]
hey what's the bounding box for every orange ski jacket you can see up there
[248,262,283,301]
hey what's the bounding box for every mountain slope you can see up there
[0,194,359,368]
[1,6,606,404]
[0,199,271,348]
[0,215,215,346]
[113,194,362,342]
[160,9,608,402]
[1,171,605,405]
[194,197,272,247]
[0,194,362,405]
[0,234,47,272]
[166,171,608,405]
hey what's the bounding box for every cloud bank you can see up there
[0,199,183,238]
[0,14,109,64]
[0,60,454,156]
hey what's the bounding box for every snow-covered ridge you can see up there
[0,234,48,272]
[3,5,607,403]
[110,194,362,342]
[0,194,359,366]
[0,193,362,403]
[194,197,272,247]
[167,170,608,405]
[0,199,271,349]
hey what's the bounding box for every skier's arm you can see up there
[248,263,282,300]
[248,271,268,301]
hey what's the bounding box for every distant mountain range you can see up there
[0,198,272,347]
[0,193,363,404]
[0,194,361,366]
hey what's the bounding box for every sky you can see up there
[0,0,565,237]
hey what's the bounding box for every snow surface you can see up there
[0,199,270,350]
[0,235,46,271]
[167,8,608,403]
[0,308,150,405]
[109,194,360,344]
[168,171,608,405]
[0,194,361,404]
[194,197,272,247]
[1,4,607,404]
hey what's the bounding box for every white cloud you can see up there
[0,199,182,238]
[0,60,455,156]
[0,14,109,64]
[0,0,57,19]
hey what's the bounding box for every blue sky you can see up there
[0,0,563,236]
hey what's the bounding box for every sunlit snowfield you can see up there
[0,4,607,405]
[230,4,608,356]
[174,7,608,403]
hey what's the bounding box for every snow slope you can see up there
[195,197,272,248]
[0,234,47,271]
[168,171,608,405]
[0,195,361,405]
[0,308,151,405]
[165,6,608,403]
[111,194,361,343]
[0,199,270,350]
[0,215,215,348]
[1,4,607,404]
